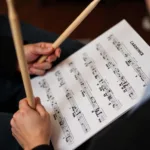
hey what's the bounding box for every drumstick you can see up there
[6,0,35,108]
[38,0,101,63]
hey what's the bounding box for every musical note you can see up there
[55,71,91,133]
[69,62,107,122]
[108,34,149,87]
[96,44,137,100]
[39,79,74,144]
[39,80,49,88]
[82,53,122,110]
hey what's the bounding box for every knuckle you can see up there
[20,109,25,115]
[13,113,18,119]
[22,107,29,114]
[19,99,24,105]
[38,42,43,46]
[10,119,14,126]
[13,110,21,119]
[19,98,26,106]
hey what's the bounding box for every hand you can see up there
[10,98,51,150]
[22,42,61,76]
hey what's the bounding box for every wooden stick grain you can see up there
[6,0,35,108]
[38,0,101,63]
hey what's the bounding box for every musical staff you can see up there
[69,62,106,123]
[39,79,74,144]
[96,44,137,100]
[108,34,149,87]
[55,71,90,133]
[82,53,122,110]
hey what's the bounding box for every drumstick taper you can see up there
[37,0,101,63]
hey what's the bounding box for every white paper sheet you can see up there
[31,20,150,150]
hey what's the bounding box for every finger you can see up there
[10,118,17,128]
[11,127,20,135]
[12,128,24,148]
[12,110,23,123]
[29,68,45,76]
[34,43,54,55]
[46,54,57,63]
[36,42,53,49]
[13,110,20,120]
[19,98,29,110]
[33,62,52,70]
[36,104,47,117]
[12,110,28,128]
[55,48,61,58]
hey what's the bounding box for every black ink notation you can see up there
[69,63,107,123]
[55,71,90,133]
[39,79,74,144]
[96,43,137,100]
[108,34,149,87]
[82,53,122,110]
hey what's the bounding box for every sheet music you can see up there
[31,20,150,150]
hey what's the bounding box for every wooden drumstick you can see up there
[6,0,35,108]
[38,0,101,63]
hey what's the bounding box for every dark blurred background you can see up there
[0,0,149,44]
